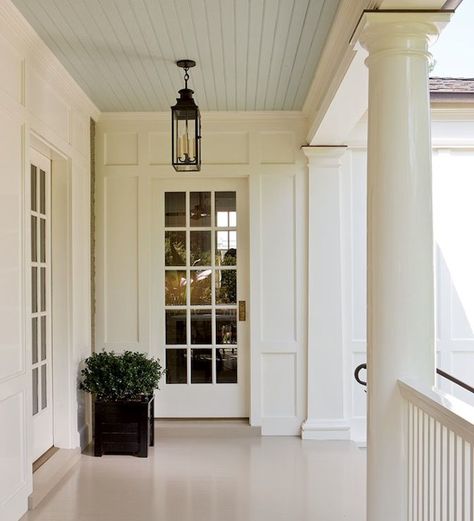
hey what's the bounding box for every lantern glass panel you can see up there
[172,107,200,171]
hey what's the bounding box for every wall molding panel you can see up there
[103,176,139,345]
[96,113,308,435]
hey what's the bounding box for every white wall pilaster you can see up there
[356,11,451,521]
[302,146,349,440]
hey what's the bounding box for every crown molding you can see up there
[99,110,307,123]
[0,0,100,120]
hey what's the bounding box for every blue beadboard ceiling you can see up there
[12,0,340,112]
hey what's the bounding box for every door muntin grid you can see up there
[30,164,51,416]
[164,191,238,385]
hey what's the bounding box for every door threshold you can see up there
[32,446,58,473]
[29,448,80,510]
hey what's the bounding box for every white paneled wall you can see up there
[433,149,474,408]
[95,112,308,435]
[342,142,474,443]
[0,2,98,520]
[340,149,368,442]
[250,167,307,434]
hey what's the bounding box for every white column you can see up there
[301,146,349,440]
[357,12,451,521]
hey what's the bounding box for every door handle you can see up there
[238,301,246,321]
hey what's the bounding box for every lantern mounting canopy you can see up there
[176,59,196,69]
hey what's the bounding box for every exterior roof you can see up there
[430,77,474,102]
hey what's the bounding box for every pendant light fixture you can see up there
[171,60,201,171]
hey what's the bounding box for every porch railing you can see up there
[354,364,474,520]
[353,363,474,395]
[399,379,474,521]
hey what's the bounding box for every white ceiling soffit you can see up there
[12,0,342,112]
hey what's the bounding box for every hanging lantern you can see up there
[171,60,201,172]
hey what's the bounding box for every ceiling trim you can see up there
[0,0,100,119]
[99,110,307,123]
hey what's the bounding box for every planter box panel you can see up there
[94,397,154,457]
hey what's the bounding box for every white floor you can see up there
[22,422,366,521]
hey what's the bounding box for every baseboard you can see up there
[28,448,80,510]
[261,417,303,436]
[0,482,30,521]
[156,419,261,438]
[301,419,350,440]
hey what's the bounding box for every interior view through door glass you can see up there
[164,191,238,384]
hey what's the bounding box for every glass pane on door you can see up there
[30,157,51,419]
[164,191,238,384]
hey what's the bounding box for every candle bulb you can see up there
[183,134,189,156]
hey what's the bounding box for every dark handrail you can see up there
[436,368,474,394]
[354,363,367,387]
[353,363,474,394]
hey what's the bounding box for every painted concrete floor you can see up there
[22,423,366,521]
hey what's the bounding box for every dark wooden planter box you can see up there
[94,395,154,457]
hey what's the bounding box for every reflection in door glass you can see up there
[216,349,237,383]
[216,270,237,304]
[215,192,236,227]
[165,270,187,305]
[40,267,47,312]
[41,365,47,409]
[190,192,211,226]
[190,270,212,305]
[166,310,187,344]
[165,192,186,227]
[164,190,240,385]
[40,170,46,214]
[32,267,38,313]
[32,368,38,415]
[191,349,212,383]
[190,231,211,266]
[216,309,237,344]
[41,316,47,360]
[32,317,38,364]
[216,231,236,265]
[191,309,212,344]
[31,216,37,262]
[31,165,37,211]
[165,231,186,266]
[166,349,187,384]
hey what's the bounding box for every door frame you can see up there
[151,177,250,418]
[29,133,77,452]
[29,147,54,461]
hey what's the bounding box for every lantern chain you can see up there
[184,68,190,89]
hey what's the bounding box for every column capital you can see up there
[354,11,451,59]
[302,146,347,167]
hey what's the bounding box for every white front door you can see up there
[30,149,54,461]
[153,178,249,417]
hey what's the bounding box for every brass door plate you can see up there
[238,301,246,321]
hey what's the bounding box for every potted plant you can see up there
[80,350,164,457]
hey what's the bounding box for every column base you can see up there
[301,419,350,440]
